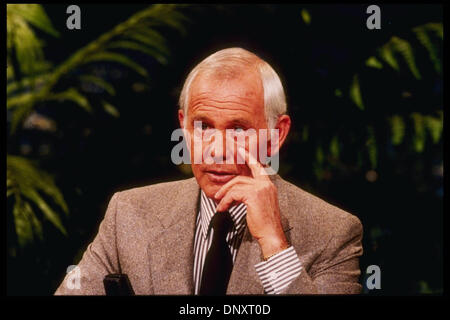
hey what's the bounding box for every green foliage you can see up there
[84,52,149,77]
[302,20,443,180]
[413,23,442,74]
[7,4,189,133]
[378,36,422,79]
[333,21,442,172]
[329,136,340,160]
[6,4,189,248]
[389,115,406,146]
[352,21,441,107]
[301,9,311,25]
[349,74,364,110]
[411,112,426,153]
[107,41,168,65]
[79,75,116,96]
[7,155,68,247]
[365,56,383,69]
[102,100,120,118]
[390,36,421,79]
[375,23,441,80]
[313,145,325,180]
[425,113,443,144]
[7,73,50,96]
[388,112,442,152]
[316,145,324,165]
[7,4,59,77]
[45,88,93,113]
[296,14,441,182]
[410,112,444,153]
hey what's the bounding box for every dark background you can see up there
[6,4,443,295]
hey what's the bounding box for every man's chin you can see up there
[202,183,222,196]
[194,172,241,199]
[200,181,229,200]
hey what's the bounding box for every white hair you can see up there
[179,47,287,129]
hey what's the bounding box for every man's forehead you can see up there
[190,69,263,98]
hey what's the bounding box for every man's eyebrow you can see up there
[190,115,252,127]
[190,115,212,123]
[229,119,252,128]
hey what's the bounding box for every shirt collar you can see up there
[200,190,247,239]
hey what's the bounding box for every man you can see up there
[55,47,363,295]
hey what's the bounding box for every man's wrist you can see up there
[258,234,290,260]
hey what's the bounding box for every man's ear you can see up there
[178,109,185,129]
[267,115,291,156]
[178,108,192,154]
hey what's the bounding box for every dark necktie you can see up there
[199,211,234,295]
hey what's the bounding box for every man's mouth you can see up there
[205,170,237,183]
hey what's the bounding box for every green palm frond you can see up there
[413,23,442,74]
[391,36,421,80]
[425,114,443,144]
[365,56,383,69]
[7,73,50,95]
[122,28,170,55]
[7,155,68,247]
[44,88,93,113]
[379,42,399,71]
[8,87,93,131]
[79,75,116,96]
[301,9,311,25]
[350,74,364,110]
[6,5,190,249]
[7,58,15,80]
[313,145,325,180]
[336,21,442,171]
[7,91,37,110]
[106,41,168,65]
[411,113,426,153]
[329,135,340,160]
[47,4,188,86]
[102,100,120,118]
[7,4,189,133]
[83,51,149,77]
[389,115,406,146]
[380,36,421,79]
[424,22,443,39]
[7,4,59,37]
[373,22,442,79]
[7,4,59,78]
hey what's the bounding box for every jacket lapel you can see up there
[147,178,200,294]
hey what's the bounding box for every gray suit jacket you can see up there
[55,175,363,295]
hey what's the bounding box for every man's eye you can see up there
[201,123,211,130]
[233,127,245,132]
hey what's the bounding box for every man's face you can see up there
[179,69,268,199]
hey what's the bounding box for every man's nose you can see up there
[209,130,233,163]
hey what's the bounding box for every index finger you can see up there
[237,146,269,180]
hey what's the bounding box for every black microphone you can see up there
[103,274,135,296]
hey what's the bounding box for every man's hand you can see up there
[214,146,289,259]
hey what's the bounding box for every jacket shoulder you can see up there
[113,177,198,211]
[276,176,362,237]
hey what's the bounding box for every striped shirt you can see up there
[193,190,303,294]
